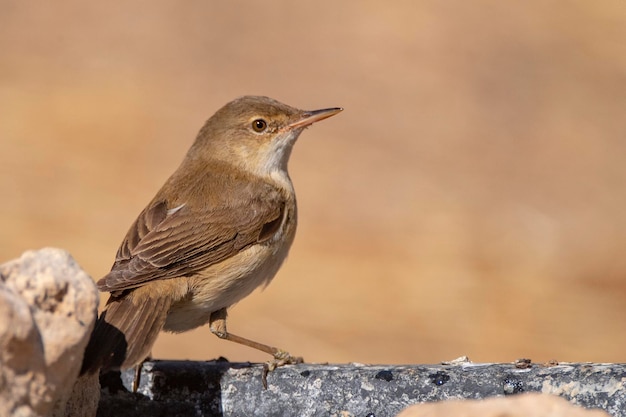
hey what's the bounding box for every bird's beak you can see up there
[288,107,343,129]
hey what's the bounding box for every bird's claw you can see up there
[261,351,304,389]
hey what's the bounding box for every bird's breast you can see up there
[163,199,297,332]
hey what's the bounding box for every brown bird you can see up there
[81,96,342,376]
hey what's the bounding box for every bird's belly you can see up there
[162,240,291,333]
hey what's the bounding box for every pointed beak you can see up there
[288,107,343,129]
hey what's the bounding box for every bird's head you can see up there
[190,96,342,178]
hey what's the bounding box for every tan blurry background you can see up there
[1,1,626,365]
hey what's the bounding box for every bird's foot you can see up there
[261,350,304,389]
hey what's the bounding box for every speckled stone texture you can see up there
[96,360,626,417]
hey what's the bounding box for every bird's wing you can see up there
[97,184,286,293]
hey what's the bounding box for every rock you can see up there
[0,248,99,417]
[395,393,611,417]
[95,361,625,416]
[61,373,101,417]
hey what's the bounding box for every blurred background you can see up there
[1,1,625,365]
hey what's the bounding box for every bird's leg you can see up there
[132,363,141,393]
[209,308,303,387]
[131,352,152,392]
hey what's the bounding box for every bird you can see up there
[80,95,342,377]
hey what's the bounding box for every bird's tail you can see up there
[80,289,172,375]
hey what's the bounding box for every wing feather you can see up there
[98,179,286,292]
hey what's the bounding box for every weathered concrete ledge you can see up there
[97,359,626,417]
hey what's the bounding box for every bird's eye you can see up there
[252,119,268,133]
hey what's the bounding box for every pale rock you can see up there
[395,393,610,417]
[0,248,99,417]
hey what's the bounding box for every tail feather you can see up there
[80,290,172,375]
